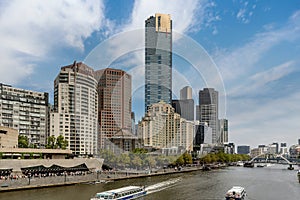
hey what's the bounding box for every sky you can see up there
[0,0,299,149]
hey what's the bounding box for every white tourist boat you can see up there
[90,186,146,200]
[225,186,246,200]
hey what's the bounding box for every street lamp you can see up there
[64,171,67,183]
[28,173,31,185]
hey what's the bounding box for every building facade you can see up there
[172,86,194,121]
[237,145,250,155]
[145,13,172,112]
[193,122,212,151]
[96,68,132,150]
[0,83,48,148]
[180,86,192,100]
[50,62,98,156]
[218,119,228,144]
[138,101,194,152]
[0,126,18,148]
[197,88,219,144]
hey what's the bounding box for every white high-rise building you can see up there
[0,83,48,148]
[50,62,98,156]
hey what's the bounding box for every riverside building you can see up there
[50,62,98,156]
[0,83,48,148]
[145,13,172,112]
[96,68,132,150]
[138,101,194,152]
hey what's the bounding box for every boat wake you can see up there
[144,178,182,194]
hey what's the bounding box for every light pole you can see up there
[28,173,31,185]
[64,171,67,183]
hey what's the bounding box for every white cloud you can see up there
[214,10,300,81]
[229,61,297,97]
[123,0,208,33]
[228,92,300,147]
[0,0,105,85]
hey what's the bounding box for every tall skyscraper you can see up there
[172,86,194,121]
[0,83,48,148]
[96,68,132,149]
[198,88,219,144]
[50,62,98,156]
[145,13,172,112]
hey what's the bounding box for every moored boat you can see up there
[225,186,246,200]
[236,161,244,167]
[243,161,254,168]
[90,186,146,200]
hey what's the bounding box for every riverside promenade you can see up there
[0,166,205,192]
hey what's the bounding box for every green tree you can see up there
[131,155,142,170]
[118,153,130,169]
[46,135,57,149]
[133,148,148,154]
[175,156,185,165]
[56,135,68,149]
[18,135,29,148]
[144,156,156,169]
[182,152,193,164]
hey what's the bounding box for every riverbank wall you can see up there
[0,166,212,192]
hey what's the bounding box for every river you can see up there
[0,164,299,200]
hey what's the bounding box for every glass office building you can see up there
[145,13,172,112]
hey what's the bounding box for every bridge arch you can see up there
[250,153,292,165]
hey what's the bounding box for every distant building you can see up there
[197,88,219,144]
[289,145,300,159]
[224,143,235,154]
[258,145,268,154]
[268,143,278,154]
[193,121,213,151]
[298,139,300,145]
[0,126,18,148]
[50,62,98,156]
[237,145,250,155]
[272,142,279,154]
[138,101,194,152]
[280,143,288,154]
[96,68,132,150]
[180,86,192,100]
[145,13,172,112]
[0,83,48,148]
[218,119,228,144]
[172,99,194,121]
[250,148,263,158]
[172,86,194,121]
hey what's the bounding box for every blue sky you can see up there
[0,0,299,148]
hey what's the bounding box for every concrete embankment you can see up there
[0,166,208,192]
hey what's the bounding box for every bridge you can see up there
[250,153,296,170]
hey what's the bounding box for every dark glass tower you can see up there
[198,88,219,144]
[145,13,172,112]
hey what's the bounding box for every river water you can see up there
[0,164,299,200]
